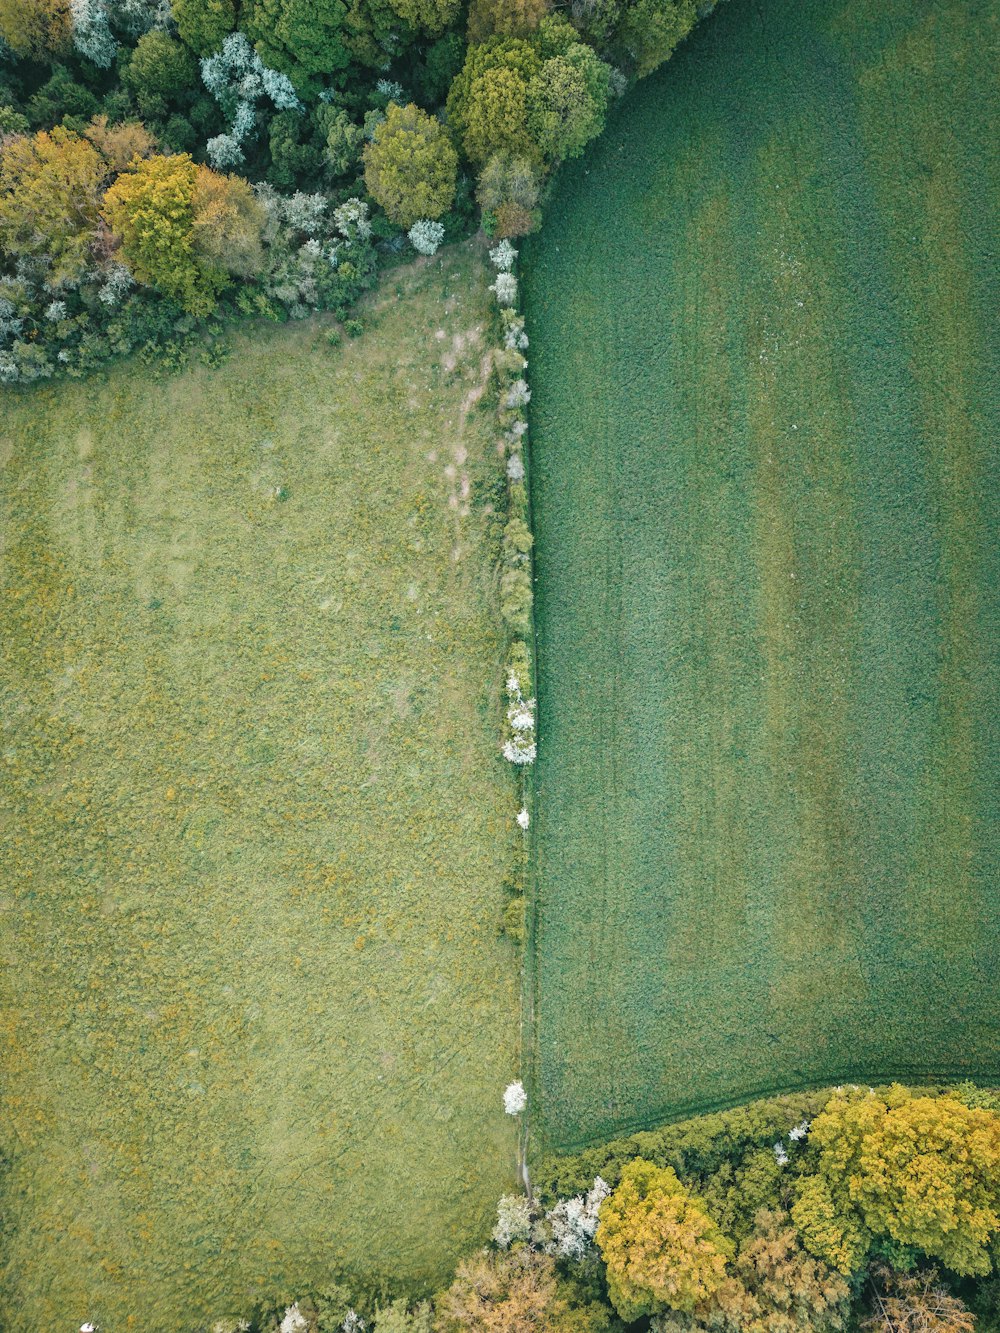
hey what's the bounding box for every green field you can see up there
[524,0,1000,1150]
[0,245,519,1329]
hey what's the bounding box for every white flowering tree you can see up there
[502,675,536,766]
[493,1193,534,1247]
[503,1081,527,1115]
[545,1178,611,1259]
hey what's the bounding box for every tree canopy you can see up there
[597,1159,733,1321]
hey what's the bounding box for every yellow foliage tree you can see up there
[102,153,222,316]
[83,116,158,175]
[596,1159,733,1321]
[0,126,104,285]
[792,1088,1000,1276]
[0,0,70,57]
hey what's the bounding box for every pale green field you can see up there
[0,244,519,1330]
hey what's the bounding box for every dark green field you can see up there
[0,246,519,1330]
[524,0,1000,1149]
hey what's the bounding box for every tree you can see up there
[320,106,365,178]
[363,102,457,227]
[123,31,198,118]
[613,0,697,78]
[476,154,540,237]
[527,46,611,163]
[445,37,541,150]
[191,165,266,276]
[171,0,237,54]
[862,1265,975,1333]
[0,126,104,285]
[83,115,157,173]
[467,0,549,44]
[435,1248,569,1333]
[243,0,351,91]
[385,0,460,35]
[792,1088,1000,1277]
[102,153,222,314]
[596,1159,733,1321]
[0,0,70,58]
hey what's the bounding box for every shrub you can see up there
[363,102,458,228]
[408,218,446,255]
[596,1159,733,1320]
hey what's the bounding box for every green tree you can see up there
[614,0,697,78]
[445,36,541,150]
[26,66,99,131]
[363,102,457,226]
[597,1159,733,1321]
[123,31,198,118]
[244,0,350,91]
[792,1088,1000,1277]
[527,46,611,163]
[0,0,70,58]
[386,0,460,36]
[102,153,222,315]
[467,0,549,44]
[0,126,104,285]
[320,106,365,177]
[171,0,237,54]
[462,67,534,164]
[267,108,324,189]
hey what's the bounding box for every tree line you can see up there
[0,0,721,380]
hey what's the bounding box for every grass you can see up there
[523,0,1000,1152]
[0,242,520,1329]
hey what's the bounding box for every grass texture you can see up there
[523,0,1000,1151]
[0,244,520,1329]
